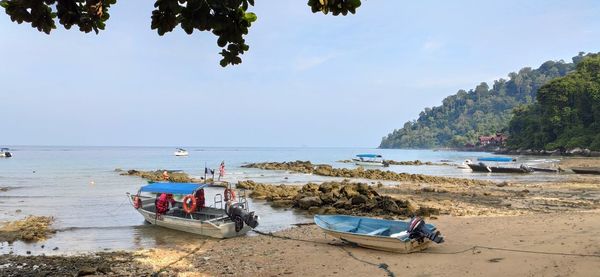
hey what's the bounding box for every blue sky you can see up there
[1,1,599,147]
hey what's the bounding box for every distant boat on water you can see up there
[352,154,386,166]
[174,148,189,156]
[0,148,12,158]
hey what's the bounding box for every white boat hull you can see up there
[321,228,430,253]
[136,208,251,239]
[174,151,189,156]
[353,161,384,167]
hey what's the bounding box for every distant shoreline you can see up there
[379,146,600,157]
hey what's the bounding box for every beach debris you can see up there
[0,216,55,243]
[242,161,493,186]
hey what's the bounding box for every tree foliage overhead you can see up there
[0,0,362,67]
[508,54,600,151]
[379,53,591,149]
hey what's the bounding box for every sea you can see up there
[0,146,566,255]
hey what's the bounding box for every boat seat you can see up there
[390,231,409,240]
[366,227,390,236]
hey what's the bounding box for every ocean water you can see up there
[0,146,565,254]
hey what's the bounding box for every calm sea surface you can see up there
[0,146,565,254]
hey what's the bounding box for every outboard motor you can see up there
[226,203,259,232]
[407,216,444,244]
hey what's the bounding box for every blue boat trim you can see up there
[356,154,383,158]
[139,182,208,195]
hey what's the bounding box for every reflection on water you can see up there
[0,146,576,254]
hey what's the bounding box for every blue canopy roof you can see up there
[140,182,207,195]
[356,154,382,158]
[478,157,514,162]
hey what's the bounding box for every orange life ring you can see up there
[182,194,197,213]
[133,195,142,209]
[224,188,236,201]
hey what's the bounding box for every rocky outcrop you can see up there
[0,216,54,243]
[241,161,317,173]
[243,161,493,186]
[236,180,438,218]
[120,169,195,183]
[119,169,227,187]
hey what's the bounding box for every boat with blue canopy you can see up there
[477,157,515,162]
[314,215,443,253]
[127,182,259,238]
[352,154,386,167]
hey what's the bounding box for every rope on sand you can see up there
[424,245,600,257]
[253,229,395,277]
[253,226,600,276]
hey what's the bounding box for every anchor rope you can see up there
[252,225,600,276]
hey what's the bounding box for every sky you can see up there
[1,1,599,147]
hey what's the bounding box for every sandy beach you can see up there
[2,211,600,276]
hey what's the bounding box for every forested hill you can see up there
[379,53,589,149]
[508,54,600,151]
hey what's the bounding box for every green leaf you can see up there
[243,12,257,23]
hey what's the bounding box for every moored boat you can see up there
[0,148,12,158]
[571,167,600,175]
[468,162,492,172]
[468,163,533,173]
[174,148,189,156]
[127,182,259,238]
[352,154,386,166]
[314,215,443,253]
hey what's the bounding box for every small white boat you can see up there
[0,148,12,158]
[128,182,259,238]
[352,154,385,166]
[174,148,189,156]
[314,215,443,253]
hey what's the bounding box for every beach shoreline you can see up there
[2,155,600,276]
[2,210,600,276]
